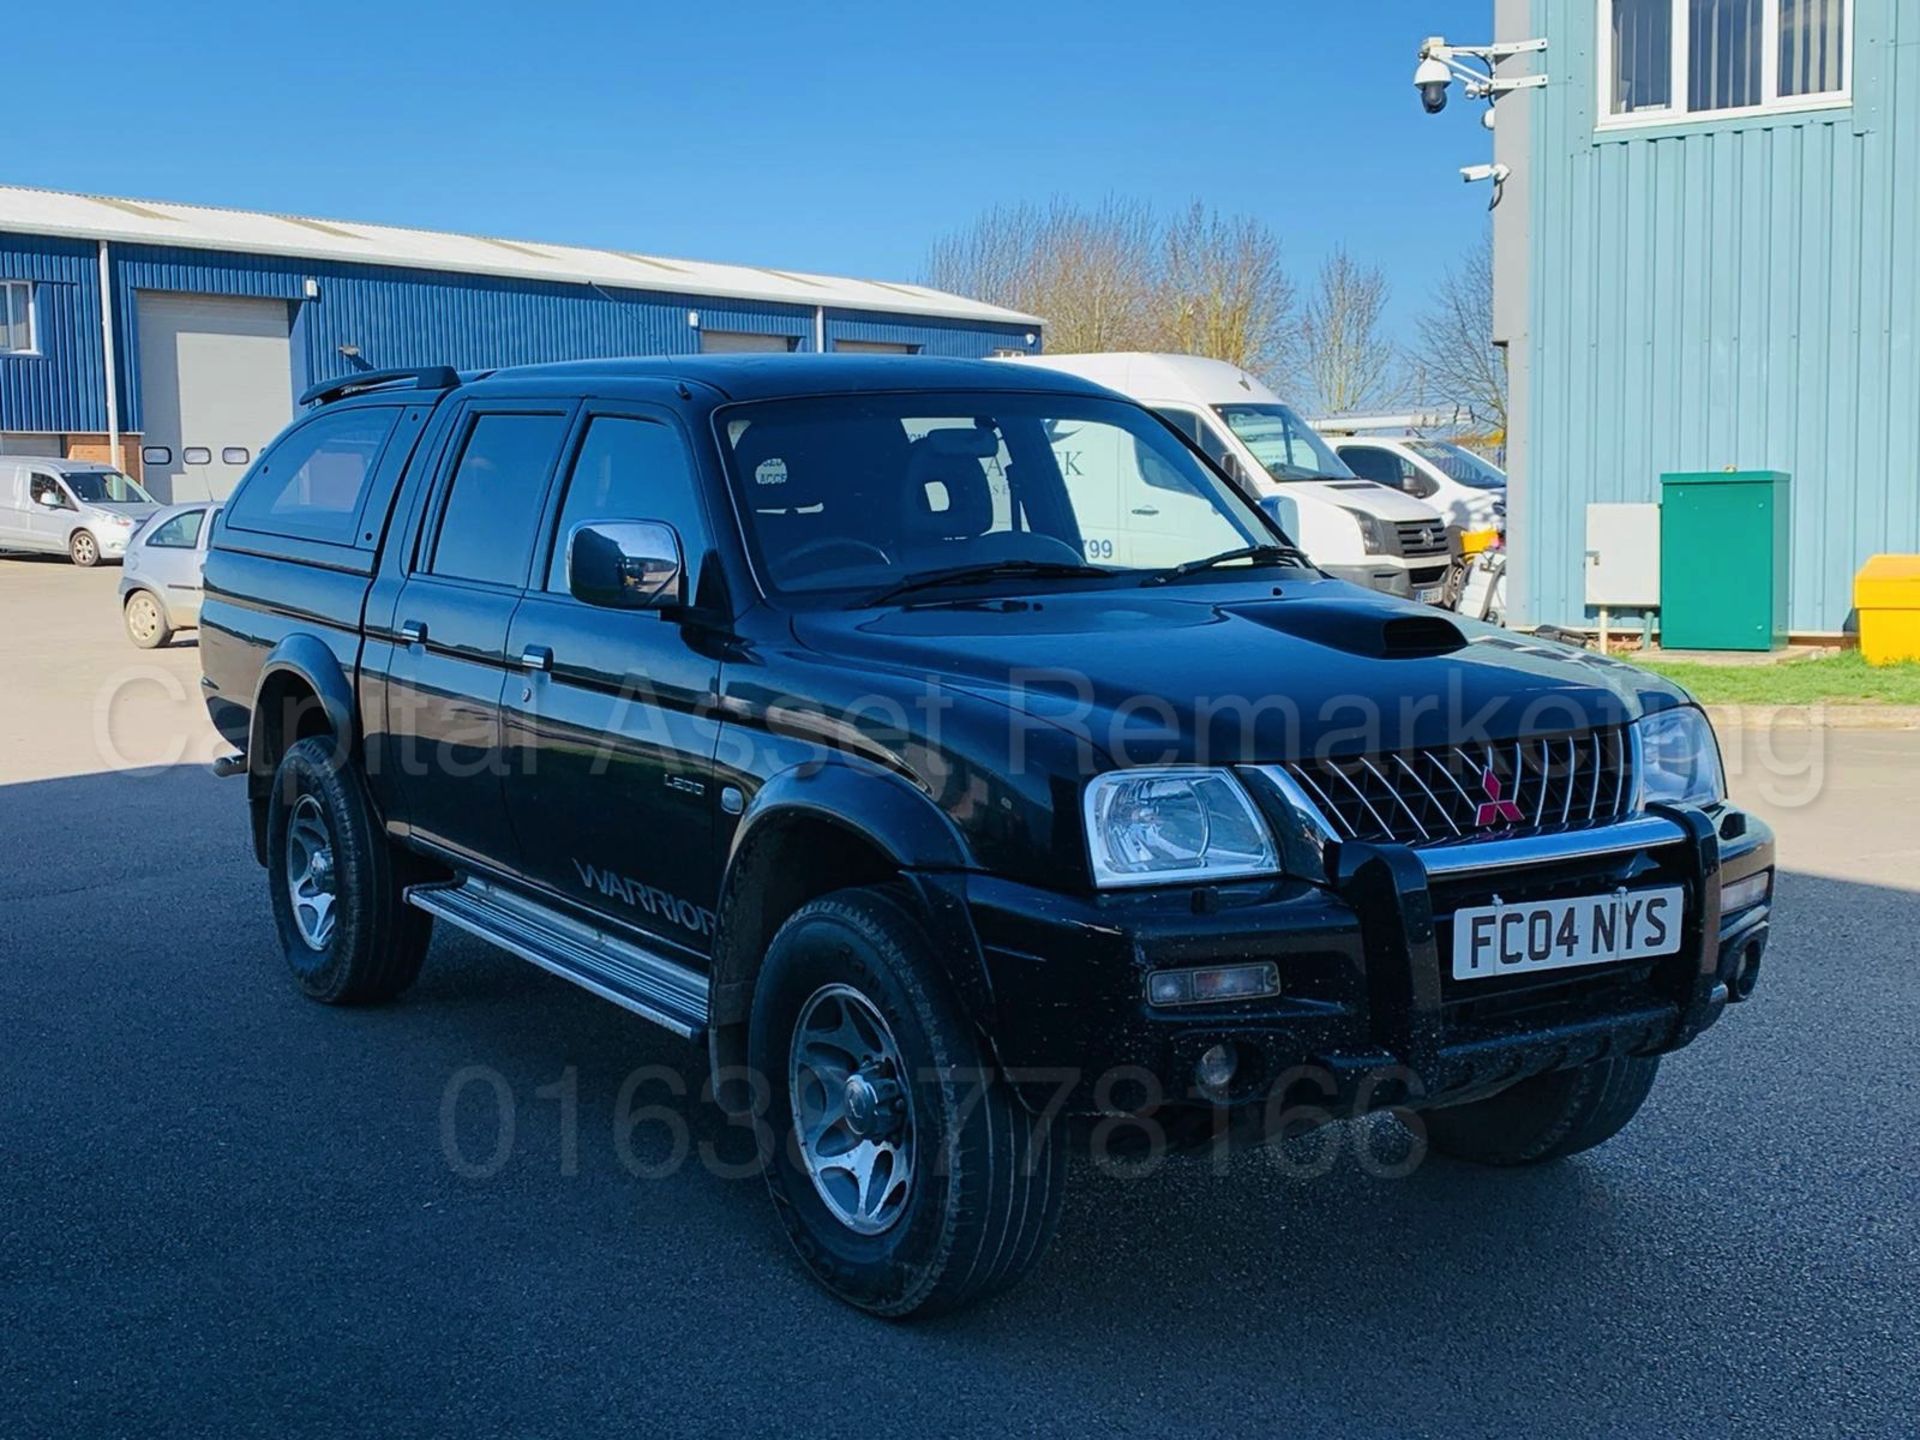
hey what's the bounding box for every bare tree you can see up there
[925,198,1295,375]
[925,198,1160,355]
[1413,233,1507,435]
[1156,203,1295,379]
[1295,246,1399,416]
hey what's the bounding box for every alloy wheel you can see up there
[788,983,915,1235]
[285,794,338,950]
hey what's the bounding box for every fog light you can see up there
[1721,870,1772,915]
[1146,962,1280,1007]
[1195,1043,1239,1094]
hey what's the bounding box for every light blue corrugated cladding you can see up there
[1523,0,1916,633]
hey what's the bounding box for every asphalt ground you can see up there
[3,557,1915,1438]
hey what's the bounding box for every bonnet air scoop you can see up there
[1222,597,1468,658]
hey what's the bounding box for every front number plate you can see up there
[1451,886,1685,981]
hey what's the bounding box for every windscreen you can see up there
[718,391,1276,597]
[1213,403,1355,481]
[63,470,154,505]
[1410,440,1507,490]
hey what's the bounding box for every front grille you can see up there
[1393,520,1449,558]
[1282,728,1634,845]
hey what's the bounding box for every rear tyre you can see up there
[1423,1055,1660,1166]
[124,591,172,649]
[69,531,100,567]
[750,885,1066,1318]
[265,736,431,1005]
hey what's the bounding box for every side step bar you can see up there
[407,877,710,1039]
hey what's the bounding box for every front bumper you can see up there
[967,804,1774,1118]
[1323,559,1453,604]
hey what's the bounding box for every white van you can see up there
[1002,353,1454,602]
[0,457,160,566]
[1322,432,1507,533]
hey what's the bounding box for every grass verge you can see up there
[1625,649,1920,705]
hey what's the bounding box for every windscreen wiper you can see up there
[1141,543,1314,586]
[869,559,1112,605]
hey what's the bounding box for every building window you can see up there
[1,281,35,354]
[1602,0,1850,125]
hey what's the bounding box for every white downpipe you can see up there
[97,240,121,471]
[814,305,826,354]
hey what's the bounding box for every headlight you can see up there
[1341,508,1391,555]
[1635,707,1726,807]
[1084,768,1277,887]
[107,513,134,528]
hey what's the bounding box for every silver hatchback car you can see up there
[118,503,220,648]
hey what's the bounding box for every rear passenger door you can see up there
[384,402,574,869]
[500,403,726,956]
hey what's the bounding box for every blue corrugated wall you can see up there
[826,308,1038,357]
[0,235,1037,438]
[1524,0,1915,633]
[0,233,106,433]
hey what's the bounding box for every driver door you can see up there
[26,471,75,551]
[500,402,727,958]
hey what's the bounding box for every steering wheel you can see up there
[781,536,891,574]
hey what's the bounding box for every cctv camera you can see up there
[1415,56,1451,113]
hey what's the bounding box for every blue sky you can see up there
[12,1,1497,341]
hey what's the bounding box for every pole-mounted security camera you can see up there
[1414,55,1452,114]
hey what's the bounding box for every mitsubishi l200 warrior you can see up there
[199,357,1774,1318]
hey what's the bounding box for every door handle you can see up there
[1131,506,1160,517]
[398,620,427,645]
[518,645,554,673]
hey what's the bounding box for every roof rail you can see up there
[299,365,462,407]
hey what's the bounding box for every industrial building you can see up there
[0,185,1041,502]
[1492,0,1903,636]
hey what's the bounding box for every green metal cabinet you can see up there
[1658,471,1791,651]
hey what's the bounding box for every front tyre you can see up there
[265,736,431,1005]
[69,530,100,567]
[1423,1055,1660,1166]
[750,886,1066,1318]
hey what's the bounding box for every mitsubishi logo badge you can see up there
[1474,767,1524,827]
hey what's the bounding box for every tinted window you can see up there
[1152,408,1228,470]
[719,392,1271,593]
[146,509,206,549]
[546,416,708,593]
[430,413,568,586]
[228,408,399,542]
[1156,407,1202,445]
[1339,445,1405,487]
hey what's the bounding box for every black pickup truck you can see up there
[200,356,1774,1317]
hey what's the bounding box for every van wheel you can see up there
[124,591,172,649]
[1422,1055,1660,1166]
[750,886,1066,1318]
[265,736,431,1004]
[69,531,100,567]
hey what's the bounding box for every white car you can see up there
[0,457,160,566]
[1001,353,1456,604]
[1325,435,1507,533]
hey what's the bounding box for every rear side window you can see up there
[145,509,206,549]
[227,407,399,543]
[429,413,569,587]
